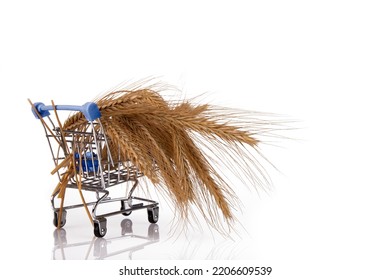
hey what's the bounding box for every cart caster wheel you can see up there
[53,210,67,228]
[93,218,107,238]
[147,206,159,223]
[148,223,160,240]
[121,219,133,235]
[120,200,132,216]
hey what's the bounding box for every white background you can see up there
[1,0,390,279]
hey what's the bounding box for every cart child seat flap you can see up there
[75,152,99,172]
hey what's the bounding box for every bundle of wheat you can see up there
[62,83,286,233]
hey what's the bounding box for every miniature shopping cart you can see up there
[31,101,159,238]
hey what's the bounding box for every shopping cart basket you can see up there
[31,102,159,238]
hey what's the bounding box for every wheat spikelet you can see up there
[62,82,288,233]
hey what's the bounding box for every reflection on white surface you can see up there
[53,219,159,260]
[51,212,256,260]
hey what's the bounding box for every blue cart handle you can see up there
[32,102,101,122]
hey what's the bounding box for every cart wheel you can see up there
[93,218,107,238]
[120,200,132,216]
[147,206,159,223]
[121,219,133,235]
[53,210,67,228]
[148,223,160,240]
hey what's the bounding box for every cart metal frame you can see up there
[31,102,159,237]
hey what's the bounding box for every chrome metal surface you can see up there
[40,106,159,237]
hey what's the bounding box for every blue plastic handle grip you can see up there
[32,102,101,121]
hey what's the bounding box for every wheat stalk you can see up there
[61,83,286,234]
